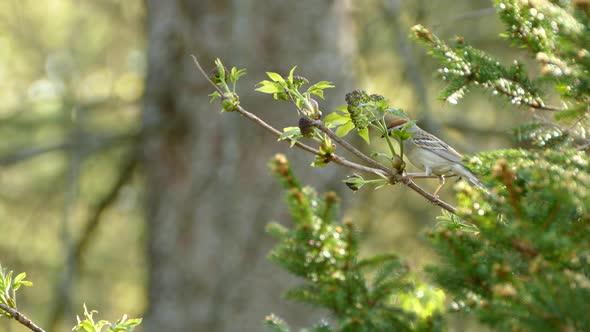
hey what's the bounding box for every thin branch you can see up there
[0,303,46,332]
[190,54,224,95]
[190,55,384,176]
[312,119,457,213]
[242,102,456,212]
[403,180,456,211]
[312,120,394,175]
[235,105,386,177]
[192,56,457,214]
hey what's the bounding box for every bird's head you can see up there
[386,118,414,136]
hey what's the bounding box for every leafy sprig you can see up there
[73,304,142,332]
[196,56,458,214]
[0,264,32,315]
[0,264,142,332]
[256,66,334,119]
[208,58,247,112]
[256,69,416,175]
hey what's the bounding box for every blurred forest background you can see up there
[0,0,530,331]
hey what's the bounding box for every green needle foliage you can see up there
[426,148,590,331]
[410,24,545,108]
[411,1,590,331]
[412,0,590,113]
[265,154,444,332]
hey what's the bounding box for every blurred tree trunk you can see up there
[142,1,356,331]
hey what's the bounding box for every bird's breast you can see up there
[404,143,455,175]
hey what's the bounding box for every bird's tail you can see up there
[454,164,491,196]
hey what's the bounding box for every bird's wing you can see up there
[412,132,464,163]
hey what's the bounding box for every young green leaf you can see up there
[266,72,286,85]
[306,81,335,99]
[324,111,351,127]
[278,127,303,147]
[400,120,416,132]
[256,80,284,94]
[358,127,370,144]
[335,121,355,137]
[209,91,221,102]
[385,107,408,118]
[230,67,246,86]
[287,66,297,86]
[343,174,366,191]
[311,155,330,167]
[214,58,226,83]
[391,120,416,141]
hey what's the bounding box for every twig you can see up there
[403,180,456,211]
[190,57,378,173]
[190,55,224,95]
[235,105,386,177]
[189,56,374,174]
[312,120,457,213]
[312,120,393,175]
[191,56,457,214]
[0,303,46,332]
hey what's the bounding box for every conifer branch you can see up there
[0,303,46,332]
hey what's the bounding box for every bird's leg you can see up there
[433,175,446,197]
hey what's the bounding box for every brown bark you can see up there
[142,1,356,331]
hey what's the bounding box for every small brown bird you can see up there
[387,118,489,196]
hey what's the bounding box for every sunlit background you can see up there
[0,1,527,331]
[0,1,145,331]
